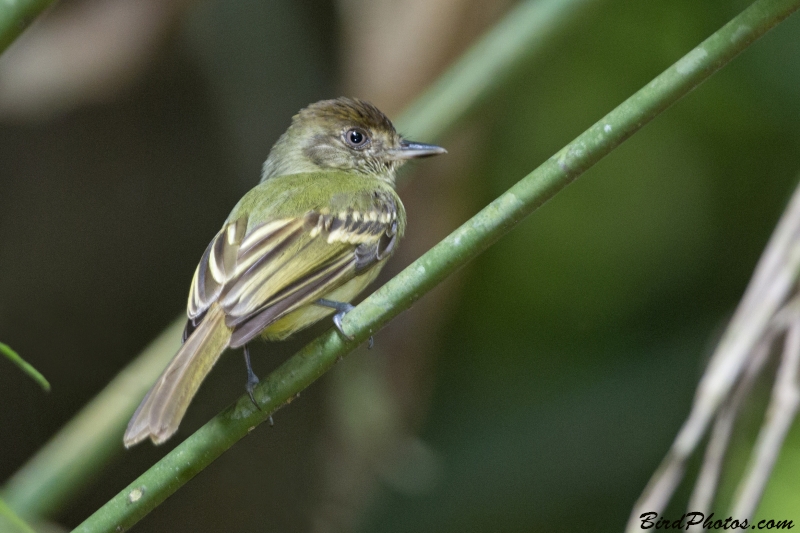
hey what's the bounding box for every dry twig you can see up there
[628,180,800,530]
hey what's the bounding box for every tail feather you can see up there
[124,306,231,447]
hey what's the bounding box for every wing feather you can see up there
[229,253,355,347]
[184,187,403,348]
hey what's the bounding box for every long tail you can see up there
[124,306,231,447]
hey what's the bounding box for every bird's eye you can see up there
[344,128,369,149]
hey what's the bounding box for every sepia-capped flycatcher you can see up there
[124,98,445,447]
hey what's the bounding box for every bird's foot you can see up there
[315,299,375,347]
[316,299,355,340]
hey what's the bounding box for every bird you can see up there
[123,97,446,447]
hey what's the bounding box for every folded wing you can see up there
[184,190,401,347]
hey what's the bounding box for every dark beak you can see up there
[390,140,447,160]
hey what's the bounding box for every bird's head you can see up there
[261,97,446,184]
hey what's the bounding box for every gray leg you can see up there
[243,345,260,409]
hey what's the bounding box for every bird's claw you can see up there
[332,309,355,341]
[316,299,374,347]
[317,299,357,341]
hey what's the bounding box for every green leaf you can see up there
[0,342,50,392]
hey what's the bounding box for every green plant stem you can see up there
[398,0,598,141]
[0,0,56,54]
[0,342,50,392]
[0,497,36,533]
[1,0,593,519]
[71,0,800,530]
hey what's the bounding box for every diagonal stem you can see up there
[688,327,776,514]
[70,1,800,531]
[396,0,599,143]
[688,296,800,515]
[0,0,56,54]
[731,313,800,520]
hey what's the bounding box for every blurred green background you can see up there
[2,0,800,531]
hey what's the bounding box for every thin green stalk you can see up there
[0,0,56,54]
[72,0,800,530]
[0,342,50,392]
[2,0,594,519]
[0,497,36,533]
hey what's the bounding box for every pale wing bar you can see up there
[184,196,399,348]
